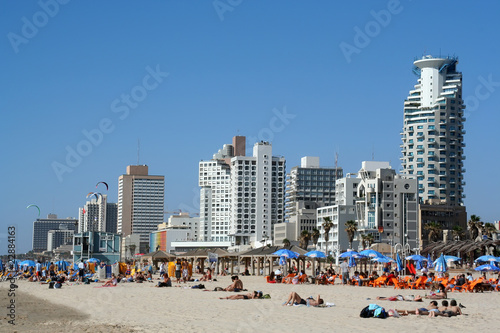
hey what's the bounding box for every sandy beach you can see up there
[2,272,500,333]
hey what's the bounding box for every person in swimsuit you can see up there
[220,291,262,300]
[376,295,423,302]
[283,292,324,307]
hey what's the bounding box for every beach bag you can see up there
[48,281,55,289]
[360,305,374,318]
[374,307,388,319]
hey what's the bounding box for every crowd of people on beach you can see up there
[7,256,500,319]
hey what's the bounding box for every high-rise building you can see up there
[199,137,285,248]
[230,141,286,247]
[117,165,164,253]
[401,55,466,206]
[78,195,118,234]
[32,214,78,252]
[285,156,342,221]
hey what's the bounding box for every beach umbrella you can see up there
[338,251,364,258]
[371,255,395,263]
[433,254,448,273]
[475,255,500,263]
[444,255,461,263]
[474,264,500,272]
[0,259,3,271]
[405,254,428,261]
[348,255,356,268]
[395,253,403,272]
[415,260,422,270]
[359,249,384,258]
[19,260,36,267]
[86,258,101,264]
[305,250,326,258]
[135,253,145,256]
[427,254,434,268]
[272,249,299,258]
[55,260,70,271]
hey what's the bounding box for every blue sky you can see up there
[1,0,499,254]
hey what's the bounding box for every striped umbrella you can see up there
[433,253,448,273]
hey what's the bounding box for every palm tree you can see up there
[360,234,369,249]
[345,220,358,250]
[282,238,290,248]
[365,233,375,248]
[299,230,311,250]
[322,217,334,255]
[452,225,465,241]
[424,221,442,243]
[468,214,482,240]
[311,228,320,248]
[483,223,497,238]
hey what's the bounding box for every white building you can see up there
[401,55,466,206]
[229,141,286,248]
[317,161,419,256]
[78,194,110,233]
[167,212,200,241]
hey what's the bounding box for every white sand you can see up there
[2,273,500,332]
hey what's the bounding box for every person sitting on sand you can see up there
[220,291,263,300]
[102,274,118,287]
[156,273,172,287]
[225,276,243,291]
[200,268,212,281]
[283,292,324,307]
[425,283,447,299]
[376,294,423,302]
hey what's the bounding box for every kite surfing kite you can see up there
[96,181,109,191]
[86,192,101,200]
[26,204,40,217]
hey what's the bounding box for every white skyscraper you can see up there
[230,141,286,247]
[401,55,465,206]
[198,137,285,248]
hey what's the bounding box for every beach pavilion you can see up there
[181,248,232,274]
[142,250,176,266]
[237,245,308,276]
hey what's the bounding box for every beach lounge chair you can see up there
[369,276,387,288]
[409,276,427,289]
[391,277,407,289]
[298,274,308,284]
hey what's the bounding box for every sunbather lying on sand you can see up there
[220,291,263,300]
[283,292,324,307]
[376,295,423,302]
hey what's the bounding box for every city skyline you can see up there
[2,1,500,254]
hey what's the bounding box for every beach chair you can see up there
[265,276,276,284]
[391,277,406,289]
[370,276,387,288]
[327,275,336,285]
[465,278,484,292]
[409,276,427,289]
[298,274,308,284]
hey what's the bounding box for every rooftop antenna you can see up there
[372,144,375,161]
[137,139,140,165]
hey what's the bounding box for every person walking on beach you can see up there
[175,259,182,283]
[35,261,42,279]
[182,259,189,283]
[340,259,349,285]
[78,261,85,282]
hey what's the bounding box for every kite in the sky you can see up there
[96,181,109,191]
[26,204,40,217]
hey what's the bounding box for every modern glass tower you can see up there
[401,55,466,206]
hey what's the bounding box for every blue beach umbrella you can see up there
[444,255,461,263]
[434,254,448,273]
[305,250,327,258]
[405,254,428,262]
[475,255,500,263]
[86,258,101,264]
[272,249,299,259]
[359,249,384,258]
[427,254,434,268]
[348,255,356,268]
[0,259,3,271]
[474,264,500,272]
[20,260,36,267]
[396,253,403,272]
[371,256,395,263]
[55,260,70,271]
[338,251,364,258]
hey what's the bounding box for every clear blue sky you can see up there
[1,1,499,254]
